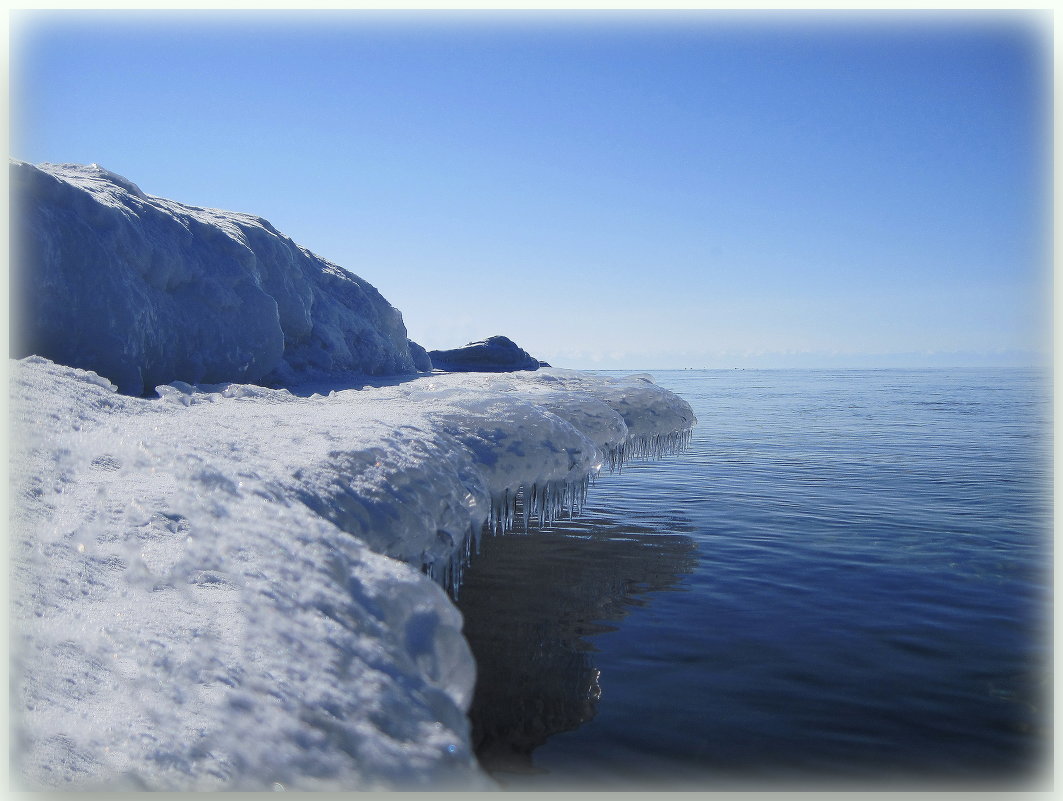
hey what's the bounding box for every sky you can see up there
[9,10,1053,369]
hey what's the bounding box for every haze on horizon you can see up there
[9,11,1052,370]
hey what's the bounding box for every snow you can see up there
[10,160,428,395]
[10,356,695,790]
[8,160,697,790]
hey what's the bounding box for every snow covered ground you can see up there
[8,160,696,790]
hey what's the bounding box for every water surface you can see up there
[457,368,1052,790]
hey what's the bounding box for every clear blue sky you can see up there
[10,11,1052,369]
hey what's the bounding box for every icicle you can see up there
[420,522,479,601]
[605,426,694,471]
[537,483,546,529]
[434,425,694,599]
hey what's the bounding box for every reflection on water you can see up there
[456,370,1050,790]
[455,514,697,777]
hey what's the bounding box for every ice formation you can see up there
[428,335,542,372]
[10,357,695,790]
[10,160,428,395]
[8,160,697,790]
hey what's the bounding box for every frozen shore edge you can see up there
[10,356,695,791]
[9,158,696,790]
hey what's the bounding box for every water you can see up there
[455,368,1052,790]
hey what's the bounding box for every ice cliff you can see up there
[8,162,696,791]
[10,160,430,395]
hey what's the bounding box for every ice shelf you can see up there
[10,357,695,790]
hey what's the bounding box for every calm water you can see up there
[456,368,1052,790]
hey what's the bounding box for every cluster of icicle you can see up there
[486,475,594,536]
[422,523,482,600]
[427,427,694,599]
[424,477,594,599]
[603,428,695,473]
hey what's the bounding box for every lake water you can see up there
[455,368,1052,791]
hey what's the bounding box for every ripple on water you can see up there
[458,369,1051,789]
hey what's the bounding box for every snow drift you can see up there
[10,160,430,395]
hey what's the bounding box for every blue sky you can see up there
[10,11,1052,369]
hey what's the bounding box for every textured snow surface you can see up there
[10,356,695,790]
[10,160,427,395]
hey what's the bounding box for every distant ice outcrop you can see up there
[429,335,542,373]
[10,161,428,394]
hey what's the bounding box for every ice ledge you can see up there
[10,356,694,791]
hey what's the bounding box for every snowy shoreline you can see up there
[10,356,694,790]
[9,158,695,789]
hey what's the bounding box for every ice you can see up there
[10,160,428,395]
[391,368,698,533]
[10,357,490,790]
[10,356,695,790]
[428,335,542,372]
[494,368,698,472]
[7,160,697,790]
